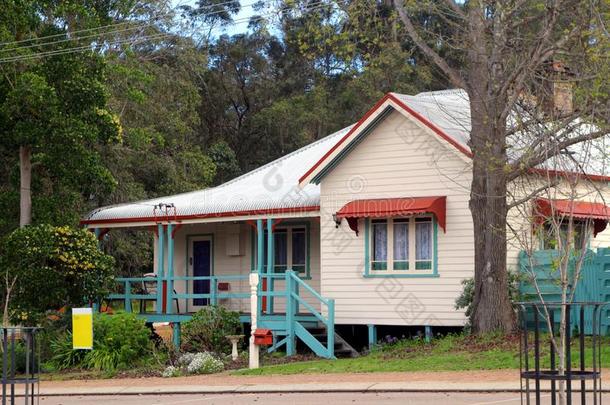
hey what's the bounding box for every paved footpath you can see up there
[38,392,548,405]
[28,369,610,396]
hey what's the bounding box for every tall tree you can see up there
[0,1,122,228]
[393,0,609,333]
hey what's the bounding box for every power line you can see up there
[0,0,244,48]
[0,2,331,64]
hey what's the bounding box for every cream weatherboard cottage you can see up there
[82,89,610,362]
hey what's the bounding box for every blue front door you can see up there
[192,240,211,306]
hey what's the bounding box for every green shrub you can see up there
[0,224,115,325]
[49,312,152,371]
[49,331,87,370]
[181,306,241,354]
[455,273,521,327]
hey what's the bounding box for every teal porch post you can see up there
[367,324,377,350]
[256,219,264,320]
[157,224,165,314]
[285,271,295,356]
[166,224,175,314]
[266,218,274,314]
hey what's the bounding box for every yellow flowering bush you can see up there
[0,224,115,325]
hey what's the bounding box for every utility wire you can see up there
[0,0,243,48]
[0,0,265,54]
[0,2,331,64]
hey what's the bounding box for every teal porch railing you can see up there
[106,270,336,359]
[107,274,250,315]
[258,270,335,359]
[519,247,610,334]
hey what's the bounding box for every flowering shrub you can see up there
[162,365,180,377]
[0,224,115,324]
[162,352,224,377]
[185,352,224,374]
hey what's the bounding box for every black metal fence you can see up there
[517,302,605,405]
[1,327,40,405]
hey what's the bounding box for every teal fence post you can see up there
[285,271,295,356]
[172,322,181,348]
[157,224,165,314]
[327,298,335,358]
[166,224,174,314]
[124,280,132,313]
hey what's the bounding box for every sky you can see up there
[171,0,256,37]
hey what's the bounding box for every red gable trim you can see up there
[298,93,473,185]
[80,205,321,226]
[336,196,447,233]
[299,93,609,186]
[534,198,610,236]
[299,94,394,185]
[387,94,473,158]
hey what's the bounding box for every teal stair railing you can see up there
[259,270,335,359]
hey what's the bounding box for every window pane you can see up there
[372,221,387,269]
[393,222,408,261]
[416,220,432,261]
[292,228,306,269]
[274,231,288,273]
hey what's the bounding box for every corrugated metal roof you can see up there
[83,125,353,223]
[84,89,608,224]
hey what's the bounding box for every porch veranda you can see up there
[96,218,336,359]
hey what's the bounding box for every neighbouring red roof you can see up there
[535,198,610,236]
[336,196,447,234]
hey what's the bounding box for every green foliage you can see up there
[181,306,241,354]
[0,224,115,324]
[50,312,152,371]
[49,331,88,370]
[455,273,522,325]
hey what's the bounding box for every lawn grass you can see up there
[234,333,610,376]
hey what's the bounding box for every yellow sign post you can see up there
[72,308,93,350]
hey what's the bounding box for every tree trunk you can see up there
[470,113,515,333]
[19,145,32,227]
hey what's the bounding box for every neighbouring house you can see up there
[82,89,610,359]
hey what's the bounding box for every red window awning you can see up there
[534,198,610,236]
[335,196,446,235]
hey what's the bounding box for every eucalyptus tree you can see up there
[393,0,610,333]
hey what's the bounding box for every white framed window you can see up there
[368,216,435,273]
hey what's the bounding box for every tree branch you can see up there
[508,128,609,181]
[393,0,466,89]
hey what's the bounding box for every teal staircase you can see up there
[258,270,337,359]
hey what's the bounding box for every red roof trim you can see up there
[534,198,610,236]
[298,93,473,185]
[336,196,447,233]
[80,205,321,226]
[299,94,393,184]
[299,93,608,186]
[387,93,473,158]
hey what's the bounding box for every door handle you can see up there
[189,257,193,265]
